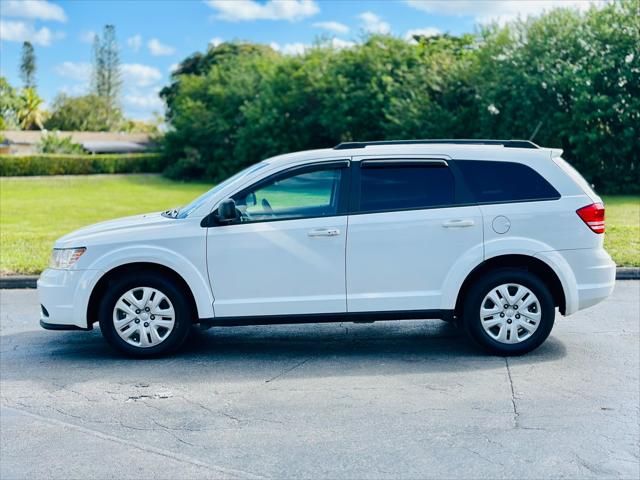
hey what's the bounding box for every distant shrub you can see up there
[0,153,165,176]
[36,132,85,154]
[44,93,122,132]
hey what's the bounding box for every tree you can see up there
[45,93,123,131]
[19,41,37,88]
[0,116,6,144]
[471,0,639,193]
[92,24,122,128]
[160,42,273,121]
[160,0,638,193]
[92,34,105,95]
[0,76,20,128]
[161,44,280,179]
[17,88,45,130]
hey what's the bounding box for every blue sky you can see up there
[0,0,599,120]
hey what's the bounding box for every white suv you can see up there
[38,140,616,357]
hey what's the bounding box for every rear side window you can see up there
[358,163,455,212]
[456,160,560,203]
[553,156,598,199]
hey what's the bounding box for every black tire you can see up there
[463,268,555,356]
[98,272,192,357]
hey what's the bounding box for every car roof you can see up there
[264,142,556,167]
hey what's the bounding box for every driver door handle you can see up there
[308,228,340,237]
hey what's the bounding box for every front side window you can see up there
[358,163,455,213]
[457,160,560,203]
[234,167,343,222]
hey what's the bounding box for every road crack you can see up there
[505,357,520,428]
[265,359,309,383]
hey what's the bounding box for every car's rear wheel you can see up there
[463,268,555,355]
[98,273,192,357]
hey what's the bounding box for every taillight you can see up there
[576,203,605,234]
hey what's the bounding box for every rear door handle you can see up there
[442,219,475,228]
[308,228,340,237]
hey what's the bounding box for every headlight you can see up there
[49,247,86,269]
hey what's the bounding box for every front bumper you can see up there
[37,268,98,330]
[40,319,91,331]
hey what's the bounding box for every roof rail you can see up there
[333,139,540,150]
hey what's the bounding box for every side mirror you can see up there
[216,198,238,224]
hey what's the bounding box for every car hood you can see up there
[56,212,173,247]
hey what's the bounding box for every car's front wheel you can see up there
[463,268,555,355]
[98,273,192,357]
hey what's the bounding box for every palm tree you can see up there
[17,87,45,130]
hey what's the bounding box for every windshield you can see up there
[177,161,269,218]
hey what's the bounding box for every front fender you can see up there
[82,244,214,321]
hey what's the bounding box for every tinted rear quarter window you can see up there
[359,164,455,212]
[456,160,560,203]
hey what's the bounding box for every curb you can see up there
[616,267,640,280]
[1,268,639,289]
[0,276,39,289]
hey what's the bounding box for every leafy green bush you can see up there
[160,0,638,194]
[37,132,85,154]
[44,94,123,132]
[0,153,165,176]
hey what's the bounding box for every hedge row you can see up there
[0,153,165,176]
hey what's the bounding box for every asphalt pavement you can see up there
[1,282,638,479]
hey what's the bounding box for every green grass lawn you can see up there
[0,175,638,274]
[1,175,211,275]
[602,195,640,268]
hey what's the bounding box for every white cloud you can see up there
[313,21,349,34]
[270,37,355,55]
[210,37,224,47]
[123,89,164,110]
[147,38,175,56]
[405,0,601,24]
[79,30,96,43]
[169,63,180,73]
[127,34,143,52]
[53,60,164,118]
[0,20,63,46]
[358,11,390,34]
[55,62,162,88]
[2,0,66,22]
[269,41,309,56]
[326,38,356,50]
[59,83,89,96]
[55,61,92,81]
[55,62,91,94]
[269,37,356,55]
[404,27,441,43]
[205,0,319,22]
[121,63,162,87]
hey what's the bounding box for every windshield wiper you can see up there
[162,207,180,219]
